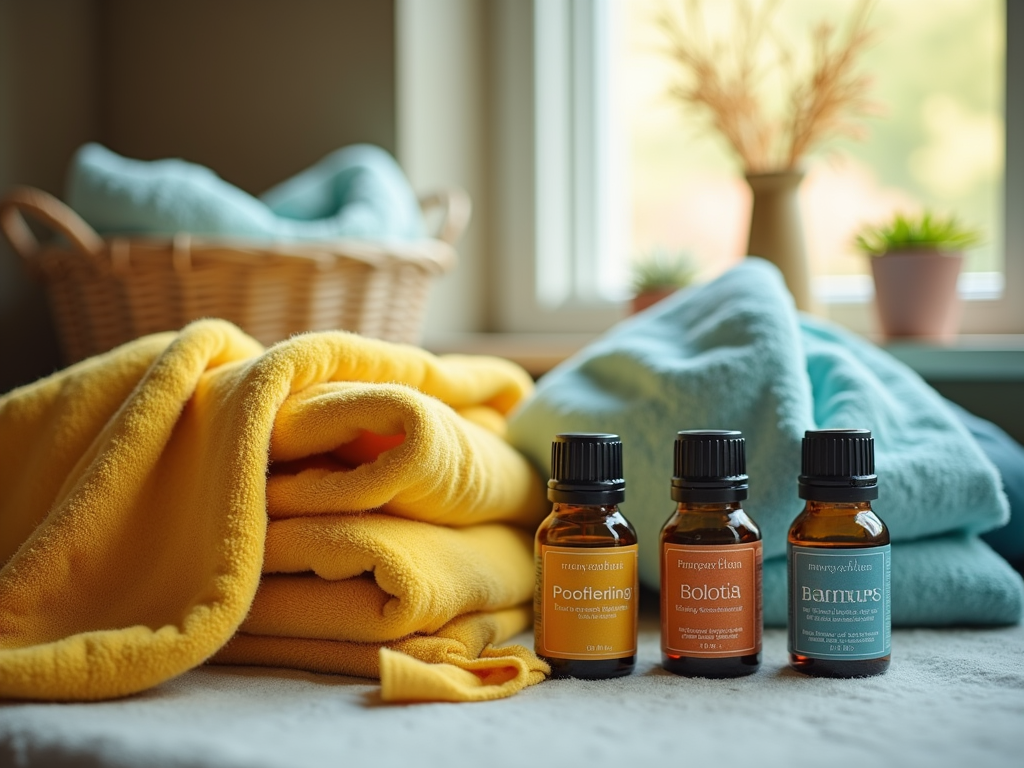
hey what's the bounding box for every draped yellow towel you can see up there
[0,319,550,702]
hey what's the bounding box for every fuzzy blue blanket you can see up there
[66,143,424,242]
[509,258,1023,626]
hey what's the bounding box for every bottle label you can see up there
[789,544,891,660]
[661,541,763,657]
[536,545,638,660]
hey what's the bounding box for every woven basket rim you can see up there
[0,184,466,280]
[30,234,457,278]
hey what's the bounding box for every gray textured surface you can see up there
[1,607,1022,768]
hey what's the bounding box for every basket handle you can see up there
[0,186,106,276]
[419,187,472,246]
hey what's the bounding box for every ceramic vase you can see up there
[870,249,963,342]
[746,171,815,312]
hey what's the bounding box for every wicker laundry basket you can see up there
[0,186,469,363]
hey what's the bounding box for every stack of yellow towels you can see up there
[0,319,550,702]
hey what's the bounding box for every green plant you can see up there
[630,248,698,295]
[853,211,982,256]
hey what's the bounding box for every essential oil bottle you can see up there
[788,429,891,677]
[535,433,638,679]
[660,430,762,678]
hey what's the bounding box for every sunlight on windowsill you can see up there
[425,329,1024,380]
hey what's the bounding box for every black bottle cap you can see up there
[799,429,879,501]
[548,433,626,505]
[671,430,748,503]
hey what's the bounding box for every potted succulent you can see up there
[854,211,981,341]
[629,248,698,314]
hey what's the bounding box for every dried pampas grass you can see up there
[660,0,879,173]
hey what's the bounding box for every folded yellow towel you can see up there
[0,319,549,702]
[216,607,549,702]
[244,515,535,642]
[265,380,543,526]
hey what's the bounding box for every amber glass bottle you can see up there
[788,429,891,677]
[535,433,638,679]
[660,430,762,678]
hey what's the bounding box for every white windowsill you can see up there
[882,335,1024,381]
[425,332,598,378]
[425,331,1024,381]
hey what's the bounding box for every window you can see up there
[493,0,626,334]
[492,0,1023,336]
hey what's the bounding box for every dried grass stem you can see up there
[660,0,878,173]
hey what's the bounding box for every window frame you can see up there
[493,0,625,334]
[492,0,1023,336]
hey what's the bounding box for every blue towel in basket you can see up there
[65,143,424,242]
[508,258,1024,626]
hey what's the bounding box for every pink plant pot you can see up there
[870,249,963,342]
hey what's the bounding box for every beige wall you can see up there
[0,0,400,390]
[0,0,100,388]
[97,0,396,195]
[397,0,492,336]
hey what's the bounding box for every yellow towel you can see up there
[244,515,535,641]
[216,607,548,703]
[0,319,549,702]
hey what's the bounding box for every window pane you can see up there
[613,0,1004,297]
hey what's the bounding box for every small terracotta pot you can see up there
[631,287,677,314]
[870,249,963,342]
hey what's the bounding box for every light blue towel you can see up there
[65,143,424,242]
[950,399,1024,569]
[508,258,1024,626]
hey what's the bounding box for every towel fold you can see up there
[216,607,548,703]
[508,258,1024,626]
[763,533,1024,626]
[265,382,542,526]
[65,143,425,241]
[242,515,535,642]
[0,320,549,702]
